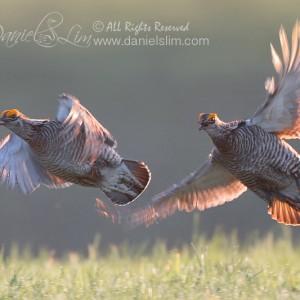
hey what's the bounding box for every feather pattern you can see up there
[0,133,72,194]
[57,93,117,162]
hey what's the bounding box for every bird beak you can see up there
[198,121,204,130]
[198,114,209,130]
[198,122,208,130]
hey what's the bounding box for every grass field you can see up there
[1,228,300,300]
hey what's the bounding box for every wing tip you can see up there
[56,93,80,122]
[95,197,154,228]
[269,21,300,78]
[58,93,80,103]
[96,198,120,224]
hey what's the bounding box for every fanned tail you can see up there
[268,198,300,225]
[102,160,151,205]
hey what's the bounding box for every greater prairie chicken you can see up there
[0,93,151,206]
[97,21,300,226]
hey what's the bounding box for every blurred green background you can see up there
[0,0,299,255]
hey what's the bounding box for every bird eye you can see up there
[9,114,18,120]
[210,117,215,122]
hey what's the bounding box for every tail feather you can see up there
[123,159,150,189]
[102,160,151,205]
[268,199,300,226]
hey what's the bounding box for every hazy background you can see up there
[0,0,299,255]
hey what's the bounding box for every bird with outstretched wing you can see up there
[97,21,300,227]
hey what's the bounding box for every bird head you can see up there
[198,113,225,138]
[198,113,219,130]
[0,108,48,139]
[0,109,22,127]
[0,108,35,139]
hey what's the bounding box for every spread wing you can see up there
[56,93,117,162]
[96,158,247,226]
[0,133,72,194]
[250,21,300,139]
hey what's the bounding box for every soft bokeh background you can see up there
[0,0,299,255]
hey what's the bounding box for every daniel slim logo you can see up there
[0,12,209,48]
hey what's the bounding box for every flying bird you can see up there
[0,93,151,206]
[97,21,300,226]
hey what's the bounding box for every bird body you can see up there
[23,119,121,187]
[97,21,300,226]
[209,121,300,205]
[0,94,151,206]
